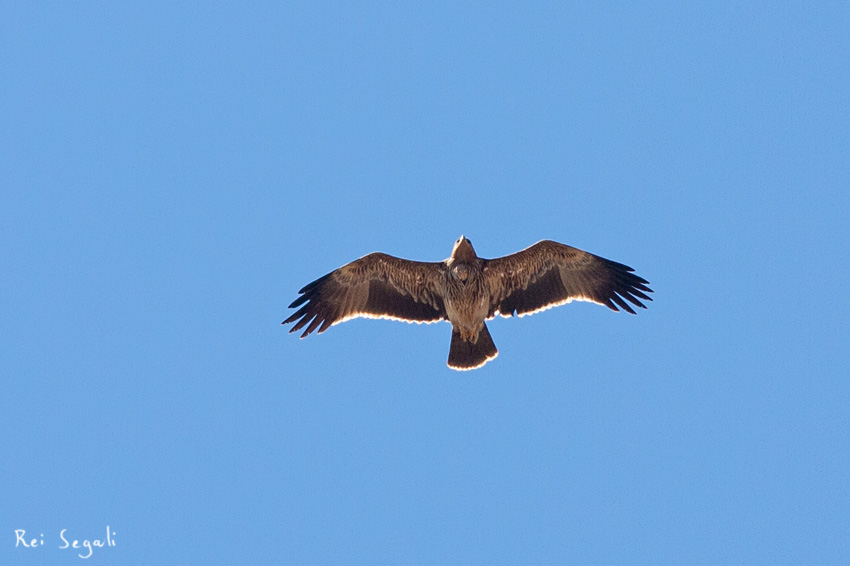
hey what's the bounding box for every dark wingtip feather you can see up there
[283,303,311,326]
[289,312,315,335]
[609,260,653,313]
[304,313,325,336]
[611,293,637,315]
[298,273,332,294]
[630,287,652,302]
[621,290,648,311]
[283,273,334,336]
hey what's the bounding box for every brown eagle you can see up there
[284,237,652,370]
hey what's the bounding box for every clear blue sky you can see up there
[3,2,848,564]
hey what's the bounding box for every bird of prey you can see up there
[284,237,652,370]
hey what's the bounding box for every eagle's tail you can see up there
[447,323,498,371]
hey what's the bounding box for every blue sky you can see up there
[2,2,849,564]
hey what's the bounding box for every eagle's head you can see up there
[451,235,477,262]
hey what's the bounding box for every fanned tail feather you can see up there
[447,323,498,371]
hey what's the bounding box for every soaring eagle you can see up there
[284,237,652,370]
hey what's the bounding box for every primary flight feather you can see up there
[284,237,653,370]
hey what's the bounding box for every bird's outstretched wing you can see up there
[483,240,652,318]
[284,253,448,338]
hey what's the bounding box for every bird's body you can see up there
[284,237,652,370]
[443,241,489,342]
